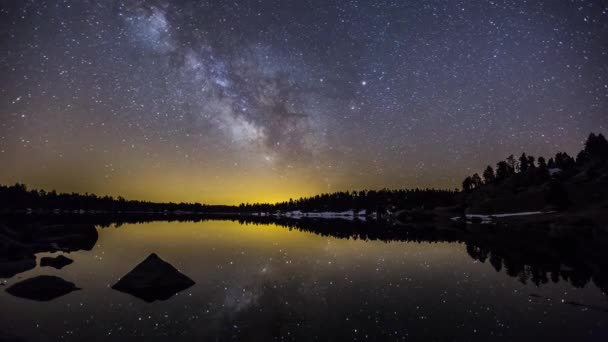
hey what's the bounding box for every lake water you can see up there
[1,220,607,341]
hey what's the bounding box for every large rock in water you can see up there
[40,255,74,269]
[112,253,195,302]
[5,275,80,301]
[27,224,99,253]
[0,225,36,278]
[0,223,98,278]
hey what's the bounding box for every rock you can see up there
[0,224,98,278]
[0,229,33,257]
[1,223,98,255]
[5,275,80,301]
[0,255,36,278]
[1,225,36,278]
[112,253,195,302]
[27,224,98,253]
[40,255,73,269]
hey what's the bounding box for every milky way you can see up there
[0,0,607,203]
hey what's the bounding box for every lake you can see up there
[1,219,607,341]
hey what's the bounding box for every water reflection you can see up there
[2,214,608,295]
[1,216,607,340]
[0,222,98,278]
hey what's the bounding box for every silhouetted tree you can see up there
[471,173,483,189]
[584,132,608,159]
[527,155,536,169]
[462,176,473,192]
[537,156,547,171]
[536,156,549,180]
[519,153,528,173]
[506,155,517,175]
[482,165,495,184]
[496,161,510,180]
[576,150,589,165]
[554,152,575,169]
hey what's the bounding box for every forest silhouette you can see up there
[0,132,606,215]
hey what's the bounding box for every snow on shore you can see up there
[253,210,373,221]
[450,211,555,223]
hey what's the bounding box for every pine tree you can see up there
[471,173,483,189]
[496,161,509,180]
[482,165,495,184]
[527,155,536,168]
[462,176,473,192]
[537,156,547,172]
[506,155,517,175]
[519,153,528,173]
[584,132,608,158]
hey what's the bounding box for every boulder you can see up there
[0,255,36,278]
[0,229,33,258]
[5,275,80,301]
[27,224,98,253]
[112,253,195,302]
[40,255,74,269]
[0,227,36,277]
[0,224,97,278]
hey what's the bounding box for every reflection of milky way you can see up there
[0,0,607,202]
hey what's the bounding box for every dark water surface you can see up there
[1,220,607,341]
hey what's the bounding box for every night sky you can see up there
[0,0,606,204]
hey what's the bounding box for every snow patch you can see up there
[548,168,562,176]
[262,210,371,221]
[451,211,555,224]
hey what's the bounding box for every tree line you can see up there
[0,184,456,214]
[462,132,608,192]
[237,188,457,213]
[2,132,604,214]
[0,184,227,213]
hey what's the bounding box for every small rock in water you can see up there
[112,253,195,302]
[6,275,80,301]
[40,255,74,269]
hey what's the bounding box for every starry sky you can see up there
[0,0,607,204]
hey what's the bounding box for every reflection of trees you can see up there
[239,217,608,296]
[4,213,608,295]
[236,217,608,295]
[464,236,608,295]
